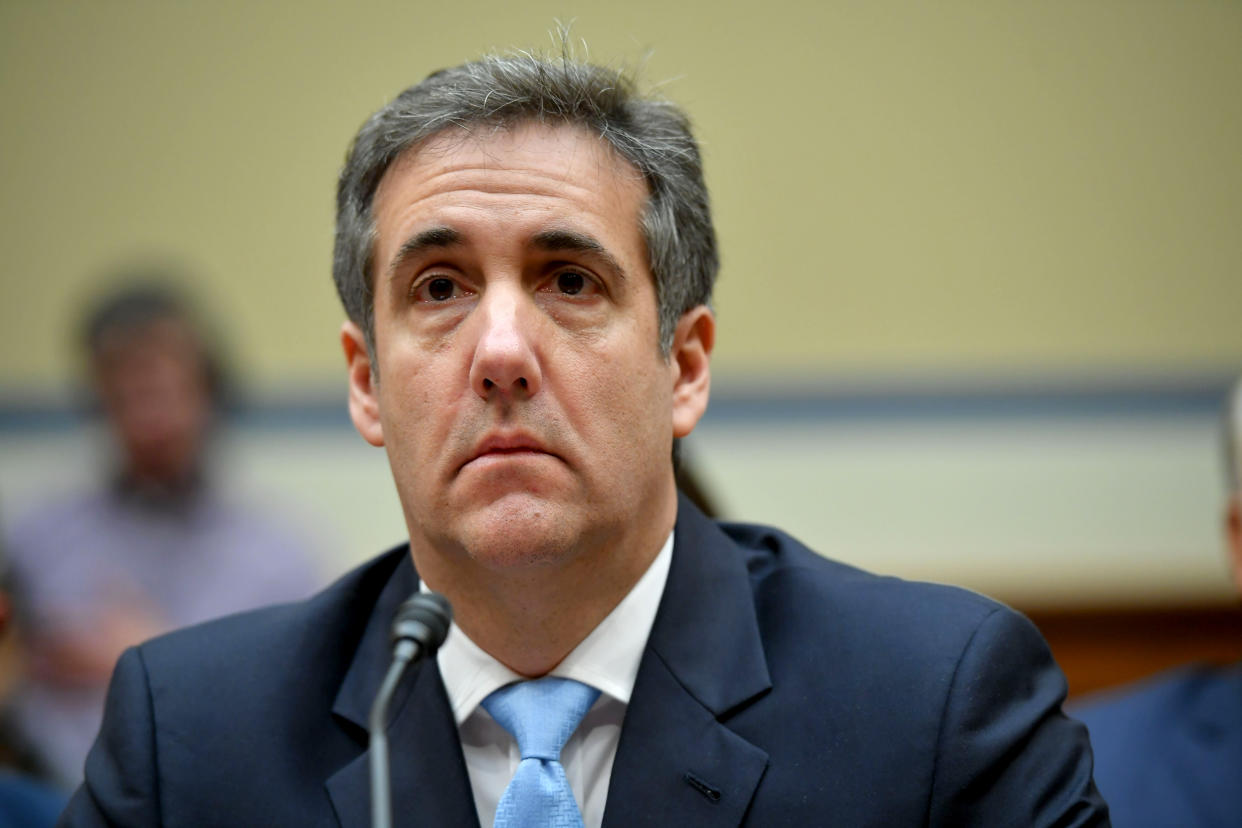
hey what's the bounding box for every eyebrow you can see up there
[531,229,627,281]
[384,225,628,282]
[386,226,462,280]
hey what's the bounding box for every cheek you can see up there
[570,347,672,456]
[375,351,452,456]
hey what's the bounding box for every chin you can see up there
[457,493,583,570]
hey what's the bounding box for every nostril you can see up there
[518,377,528,390]
[483,378,495,390]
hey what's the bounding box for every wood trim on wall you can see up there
[1024,603,1242,700]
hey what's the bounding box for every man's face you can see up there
[344,123,712,573]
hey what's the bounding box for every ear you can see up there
[669,305,715,438]
[1228,494,1242,597]
[341,321,384,447]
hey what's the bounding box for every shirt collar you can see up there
[432,530,674,725]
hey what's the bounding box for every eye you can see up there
[412,274,472,303]
[556,271,586,295]
[542,268,600,298]
[427,277,455,301]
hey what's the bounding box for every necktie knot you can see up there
[481,677,600,827]
[482,676,600,761]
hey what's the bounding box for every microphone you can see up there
[369,591,453,828]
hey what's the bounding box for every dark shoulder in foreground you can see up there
[674,512,1109,827]
[722,516,1010,639]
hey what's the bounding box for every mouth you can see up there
[459,434,560,472]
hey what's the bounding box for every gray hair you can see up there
[332,49,718,357]
[1224,376,1242,493]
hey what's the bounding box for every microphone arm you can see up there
[369,591,452,828]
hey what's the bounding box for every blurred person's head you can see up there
[81,280,224,491]
[1225,376,1242,595]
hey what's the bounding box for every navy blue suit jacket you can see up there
[1075,664,1242,828]
[62,499,1107,826]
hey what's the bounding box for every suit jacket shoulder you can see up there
[602,501,1108,827]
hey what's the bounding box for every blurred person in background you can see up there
[1075,376,1242,827]
[0,543,66,828]
[3,277,321,787]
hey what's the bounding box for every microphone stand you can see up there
[368,592,452,828]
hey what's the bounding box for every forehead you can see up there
[95,318,199,363]
[370,123,649,266]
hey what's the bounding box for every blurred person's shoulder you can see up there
[191,487,329,593]
[1074,663,1242,826]
[5,488,125,584]
[0,769,67,828]
[1075,662,1242,749]
[135,543,410,683]
[7,488,116,550]
[1077,661,1242,721]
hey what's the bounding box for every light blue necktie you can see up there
[482,676,601,828]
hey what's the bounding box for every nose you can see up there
[468,289,543,400]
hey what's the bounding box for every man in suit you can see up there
[62,49,1108,826]
[1074,378,1242,828]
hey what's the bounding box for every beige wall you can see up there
[2,0,1240,395]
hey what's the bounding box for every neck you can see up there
[413,491,677,677]
[115,464,203,505]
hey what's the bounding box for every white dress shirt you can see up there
[431,531,674,828]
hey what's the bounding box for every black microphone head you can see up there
[390,591,453,656]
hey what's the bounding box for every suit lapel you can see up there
[325,552,479,828]
[604,497,772,827]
